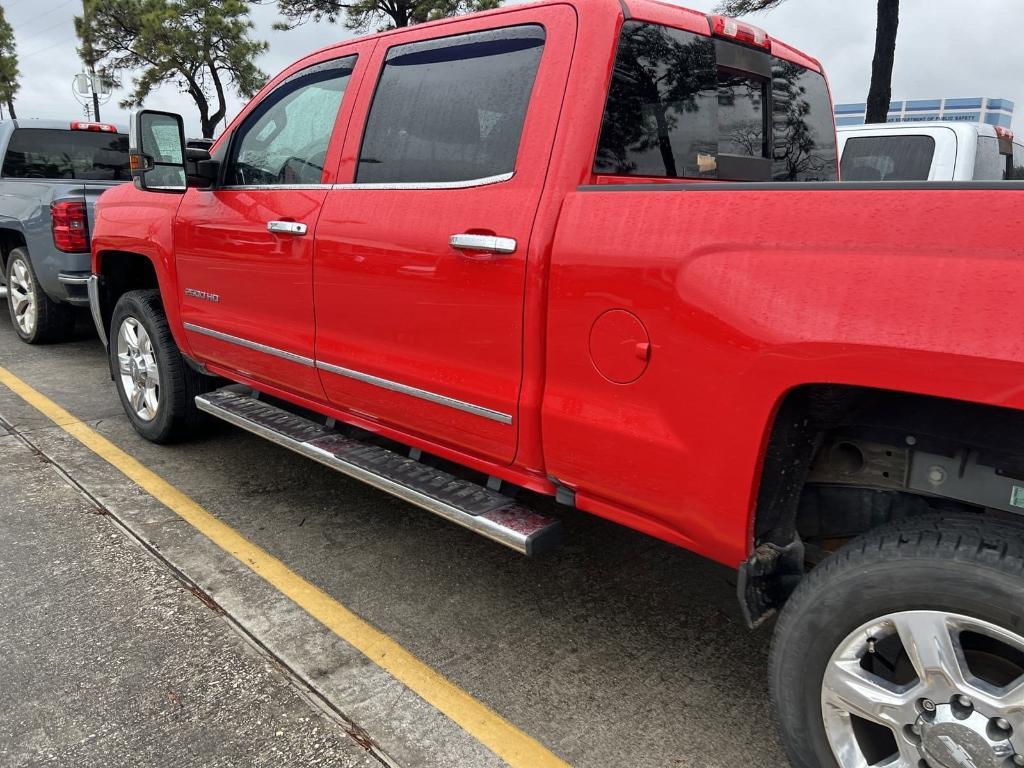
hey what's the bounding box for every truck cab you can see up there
[839,120,1024,181]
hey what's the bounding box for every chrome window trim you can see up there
[332,171,514,191]
[183,323,315,367]
[215,172,514,192]
[316,359,513,425]
[218,184,333,191]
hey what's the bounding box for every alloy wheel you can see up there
[116,316,160,421]
[9,258,36,336]
[823,611,1024,767]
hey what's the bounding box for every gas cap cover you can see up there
[588,309,651,384]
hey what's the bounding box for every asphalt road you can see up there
[0,309,787,767]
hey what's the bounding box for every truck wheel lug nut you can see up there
[1013,754,1024,767]
[920,698,936,713]
[957,694,973,708]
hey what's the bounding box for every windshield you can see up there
[594,21,837,182]
[2,128,130,181]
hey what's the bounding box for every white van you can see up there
[838,121,1024,181]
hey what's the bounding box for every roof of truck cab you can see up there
[297,0,822,72]
[0,118,128,134]
[837,121,998,142]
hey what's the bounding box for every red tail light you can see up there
[71,121,118,133]
[52,201,89,253]
[710,14,771,50]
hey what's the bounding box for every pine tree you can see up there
[716,0,900,124]
[269,0,501,34]
[0,5,20,119]
[77,0,268,138]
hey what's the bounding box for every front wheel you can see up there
[771,514,1024,768]
[109,289,208,443]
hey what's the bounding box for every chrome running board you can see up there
[195,387,561,555]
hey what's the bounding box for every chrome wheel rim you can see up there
[116,317,160,422]
[823,611,1024,768]
[9,258,36,336]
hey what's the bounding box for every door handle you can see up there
[267,220,308,236]
[449,233,517,255]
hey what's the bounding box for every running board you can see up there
[195,388,561,556]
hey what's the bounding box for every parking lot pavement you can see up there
[0,413,377,768]
[0,314,787,767]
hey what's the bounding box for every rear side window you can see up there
[2,129,129,180]
[594,21,837,182]
[973,136,1005,181]
[357,25,545,184]
[1013,142,1024,180]
[226,56,356,186]
[840,135,935,181]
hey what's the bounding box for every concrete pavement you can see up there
[0,313,787,767]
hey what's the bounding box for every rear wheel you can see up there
[110,289,208,443]
[6,247,75,344]
[770,514,1024,768]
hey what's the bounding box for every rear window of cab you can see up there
[595,21,837,182]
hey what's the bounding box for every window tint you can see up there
[595,21,837,182]
[771,60,838,181]
[2,129,129,180]
[973,136,1004,181]
[1012,142,1024,180]
[357,26,545,184]
[226,56,355,186]
[840,135,935,181]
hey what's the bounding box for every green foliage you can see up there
[266,0,500,34]
[77,0,268,137]
[0,5,20,119]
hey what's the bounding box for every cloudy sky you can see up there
[5,0,1023,137]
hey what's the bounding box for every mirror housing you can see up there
[185,147,219,189]
[129,110,188,194]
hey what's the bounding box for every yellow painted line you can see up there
[0,366,570,768]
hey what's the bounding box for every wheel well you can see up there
[0,228,27,271]
[740,384,1024,626]
[96,251,159,335]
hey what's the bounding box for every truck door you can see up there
[174,46,369,400]
[313,7,575,464]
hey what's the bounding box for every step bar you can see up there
[195,387,561,556]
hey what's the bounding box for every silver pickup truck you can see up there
[0,119,129,343]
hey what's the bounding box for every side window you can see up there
[841,135,935,181]
[973,137,1004,181]
[1013,142,1024,181]
[225,56,356,186]
[595,21,838,182]
[357,26,545,184]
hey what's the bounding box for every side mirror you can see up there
[129,110,187,193]
[185,147,220,189]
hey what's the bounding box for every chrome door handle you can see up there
[267,220,308,236]
[449,233,517,255]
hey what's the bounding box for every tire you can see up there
[6,247,76,344]
[109,289,209,443]
[770,513,1024,768]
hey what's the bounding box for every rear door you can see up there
[175,44,370,400]
[313,7,575,463]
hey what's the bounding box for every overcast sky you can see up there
[5,0,1023,137]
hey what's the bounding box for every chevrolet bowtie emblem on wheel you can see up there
[937,735,979,768]
[184,288,220,303]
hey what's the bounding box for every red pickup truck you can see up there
[89,1,1024,765]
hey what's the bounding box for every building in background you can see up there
[835,97,1014,128]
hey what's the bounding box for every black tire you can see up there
[770,513,1024,768]
[5,247,76,344]
[109,289,209,443]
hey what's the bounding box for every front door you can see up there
[313,7,576,463]
[175,51,363,400]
